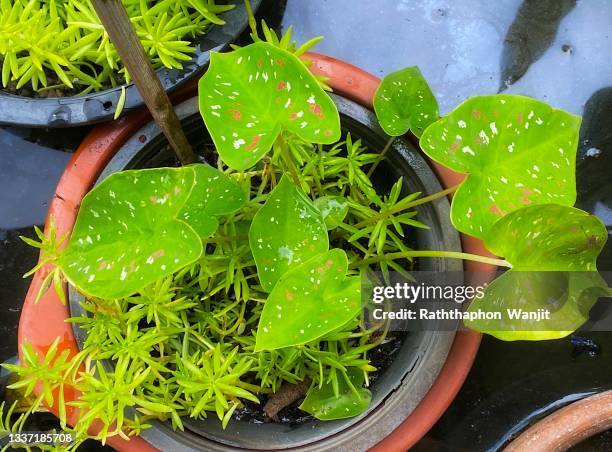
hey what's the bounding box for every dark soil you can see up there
[3,74,85,99]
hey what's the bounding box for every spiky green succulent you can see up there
[0,0,234,95]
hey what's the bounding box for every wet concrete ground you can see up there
[1,0,611,449]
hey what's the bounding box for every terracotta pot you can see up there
[18,53,494,451]
[505,390,612,452]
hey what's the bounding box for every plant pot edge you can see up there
[0,0,262,128]
[18,52,489,452]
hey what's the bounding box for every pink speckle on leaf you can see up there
[289,113,298,120]
[229,109,242,120]
[521,189,534,196]
[246,135,261,151]
[257,58,264,68]
[277,81,286,90]
[520,197,531,204]
[490,204,503,216]
[309,103,324,118]
[324,130,333,136]
[316,260,334,273]
[517,112,524,126]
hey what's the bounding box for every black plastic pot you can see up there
[0,0,261,128]
[69,94,463,451]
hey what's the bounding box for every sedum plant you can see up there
[0,0,234,95]
[8,38,415,446]
[7,28,610,450]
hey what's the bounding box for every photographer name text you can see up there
[371,307,551,322]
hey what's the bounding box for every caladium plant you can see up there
[198,41,341,170]
[374,67,609,341]
[249,177,361,351]
[420,94,581,239]
[59,164,245,299]
[466,204,609,340]
[299,368,372,420]
[255,248,361,351]
[314,195,349,230]
[14,33,611,448]
[249,175,329,292]
[373,66,438,138]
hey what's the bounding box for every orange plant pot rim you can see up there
[18,52,491,452]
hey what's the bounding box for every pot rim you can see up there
[0,0,261,129]
[18,52,493,451]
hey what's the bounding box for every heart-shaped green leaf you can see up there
[419,94,581,239]
[466,271,610,341]
[198,41,341,170]
[249,176,328,292]
[60,165,246,299]
[314,195,348,230]
[299,368,371,420]
[179,164,246,237]
[254,249,361,351]
[466,204,609,340]
[485,204,607,271]
[61,168,201,299]
[373,66,438,138]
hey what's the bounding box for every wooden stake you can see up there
[91,0,197,165]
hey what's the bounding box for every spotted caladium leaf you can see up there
[299,368,371,420]
[198,41,341,170]
[466,204,610,340]
[178,164,246,237]
[420,94,581,239]
[60,165,245,299]
[373,66,438,138]
[484,204,607,271]
[254,249,361,351]
[466,271,610,341]
[60,168,201,299]
[249,176,328,292]
[314,195,349,230]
